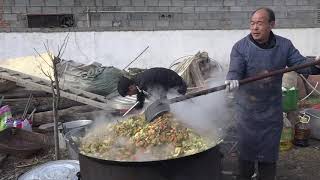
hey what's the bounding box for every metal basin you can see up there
[18,160,80,180]
[38,120,93,134]
[62,120,93,133]
[108,95,150,110]
[108,95,137,110]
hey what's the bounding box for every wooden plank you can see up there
[33,105,103,126]
[3,97,82,114]
[0,67,108,103]
[0,153,8,166]
[0,87,50,98]
[0,70,112,110]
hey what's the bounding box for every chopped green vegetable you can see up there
[80,113,218,161]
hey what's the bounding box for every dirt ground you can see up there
[0,148,69,180]
[221,138,320,180]
[277,139,320,180]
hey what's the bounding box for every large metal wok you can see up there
[66,125,223,180]
[145,60,320,122]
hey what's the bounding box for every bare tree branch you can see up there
[43,42,50,55]
[60,33,70,57]
[34,34,70,160]
[37,64,51,78]
[57,45,61,57]
[34,48,53,69]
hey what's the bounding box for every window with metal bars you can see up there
[27,14,75,28]
[317,4,320,24]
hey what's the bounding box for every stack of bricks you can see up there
[0,0,319,32]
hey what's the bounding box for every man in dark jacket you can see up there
[225,8,320,180]
[117,67,187,109]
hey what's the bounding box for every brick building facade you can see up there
[0,0,319,32]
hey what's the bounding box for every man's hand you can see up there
[225,80,239,91]
[136,92,146,109]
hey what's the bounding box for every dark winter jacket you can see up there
[134,67,187,108]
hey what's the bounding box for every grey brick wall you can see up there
[0,0,319,32]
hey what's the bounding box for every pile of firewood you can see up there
[0,85,107,127]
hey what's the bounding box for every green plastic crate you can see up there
[282,89,298,112]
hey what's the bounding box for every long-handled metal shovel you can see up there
[145,60,320,122]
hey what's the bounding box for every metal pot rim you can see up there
[67,124,224,163]
[78,139,223,164]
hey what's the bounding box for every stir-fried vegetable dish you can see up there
[80,113,218,161]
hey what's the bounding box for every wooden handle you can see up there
[239,60,320,85]
[169,60,320,104]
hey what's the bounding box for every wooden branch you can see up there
[0,88,50,98]
[0,68,110,107]
[33,105,102,126]
[59,33,70,57]
[33,48,53,69]
[43,41,50,57]
[38,64,52,80]
[2,96,82,115]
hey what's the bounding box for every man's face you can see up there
[127,85,138,96]
[250,10,274,43]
